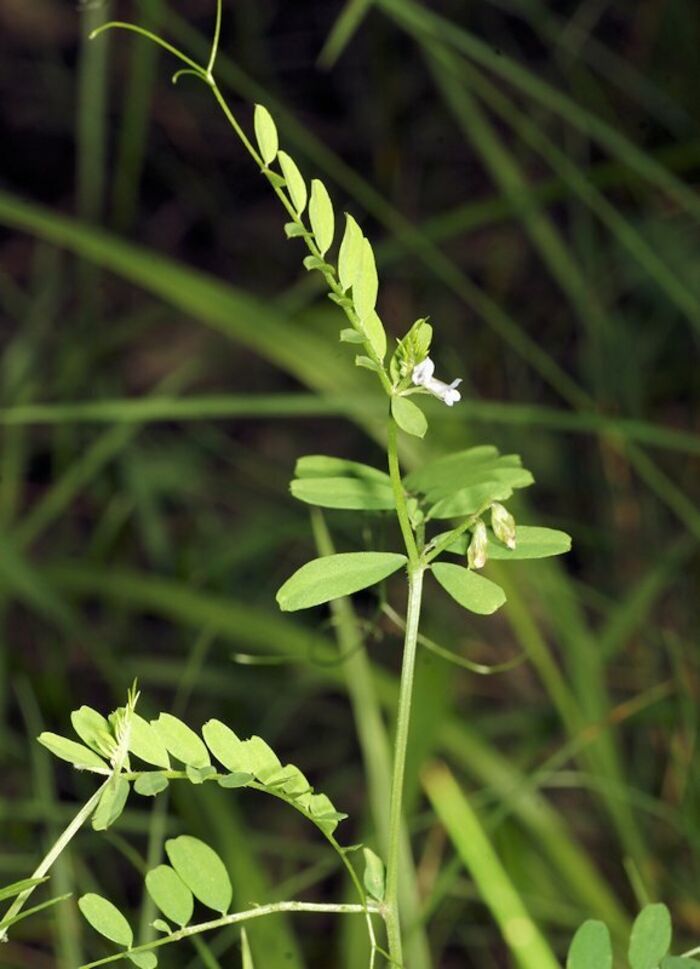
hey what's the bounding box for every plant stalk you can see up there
[385,564,425,966]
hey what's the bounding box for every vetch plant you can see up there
[0,3,637,967]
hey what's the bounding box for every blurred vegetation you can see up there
[0,0,699,966]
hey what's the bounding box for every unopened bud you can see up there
[491,502,516,550]
[467,520,488,570]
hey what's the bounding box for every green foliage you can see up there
[389,318,433,384]
[443,525,572,560]
[151,713,210,769]
[566,920,612,969]
[405,445,533,503]
[278,151,307,214]
[432,562,506,615]
[391,395,428,438]
[362,848,386,902]
[128,714,171,769]
[78,893,133,947]
[276,551,407,611]
[71,706,116,759]
[486,526,572,559]
[165,836,232,914]
[253,104,278,166]
[629,904,672,969]
[338,213,363,292]
[37,733,109,773]
[146,864,194,926]
[353,237,379,321]
[566,904,699,969]
[92,776,130,831]
[134,772,169,796]
[291,476,394,511]
[0,877,48,903]
[360,310,387,361]
[309,179,334,256]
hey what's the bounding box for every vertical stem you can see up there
[387,418,419,568]
[385,565,425,966]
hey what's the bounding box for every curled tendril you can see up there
[172,67,208,86]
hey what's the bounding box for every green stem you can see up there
[0,780,109,938]
[79,901,381,969]
[387,418,419,568]
[205,0,222,76]
[385,565,425,966]
[89,22,204,75]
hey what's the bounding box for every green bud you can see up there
[467,520,488,570]
[389,318,433,384]
[491,502,516,550]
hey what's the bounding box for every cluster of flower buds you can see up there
[467,503,517,570]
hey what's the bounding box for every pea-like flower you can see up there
[412,357,462,406]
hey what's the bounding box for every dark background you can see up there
[1,1,699,966]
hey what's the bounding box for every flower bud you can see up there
[467,520,488,570]
[491,502,516,550]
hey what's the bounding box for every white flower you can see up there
[412,357,462,406]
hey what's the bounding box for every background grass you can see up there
[0,0,698,966]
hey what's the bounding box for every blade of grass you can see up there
[111,0,160,232]
[318,0,374,68]
[423,762,561,969]
[377,0,700,224]
[428,47,700,337]
[486,0,693,135]
[0,394,697,454]
[13,365,195,549]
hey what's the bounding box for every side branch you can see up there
[79,901,382,969]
